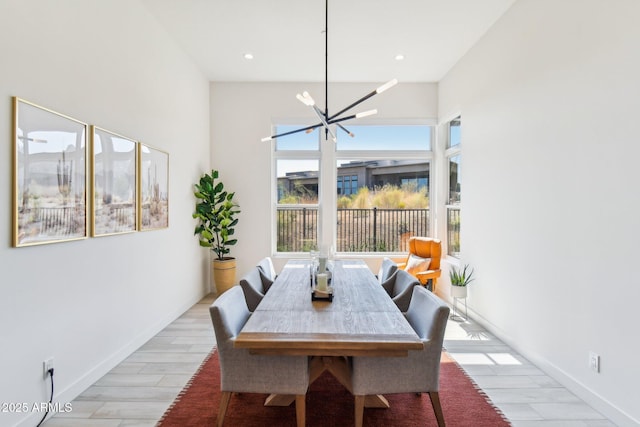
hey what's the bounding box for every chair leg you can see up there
[428,391,445,427]
[295,394,306,427]
[217,391,232,427]
[354,395,365,427]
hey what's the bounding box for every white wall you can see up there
[439,0,640,424]
[0,1,210,426]
[210,82,438,276]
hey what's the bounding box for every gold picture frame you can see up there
[138,143,169,230]
[13,97,88,247]
[91,126,138,236]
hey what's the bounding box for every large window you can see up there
[445,117,461,257]
[273,124,433,255]
[274,127,320,253]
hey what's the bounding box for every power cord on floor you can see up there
[35,368,54,427]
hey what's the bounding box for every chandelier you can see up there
[261,0,397,143]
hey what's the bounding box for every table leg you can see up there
[309,355,326,383]
[264,393,296,406]
[263,356,389,409]
[322,356,352,393]
[264,356,327,407]
[364,394,390,408]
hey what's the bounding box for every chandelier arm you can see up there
[262,122,323,141]
[336,123,354,137]
[328,114,357,124]
[328,79,397,121]
[328,108,377,125]
[328,90,378,121]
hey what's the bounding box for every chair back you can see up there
[209,285,251,355]
[405,286,451,386]
[209,286,310,396]
[407,237,441,272]
[392,270,419,297]
[239,267,265,311]
[351,285,450,396]
[256,257,276,292]
[378,257,398,284]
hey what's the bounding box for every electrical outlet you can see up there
[43,358,54,379]
[589,351,600,373]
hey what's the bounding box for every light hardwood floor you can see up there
[45,293,615,427]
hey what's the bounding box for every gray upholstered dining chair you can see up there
[377,257,398,284]
[209,286,309,427]
[381,268,420,312]
[256,256,277,292]
[239,266,267,311]
[350,286,450,427]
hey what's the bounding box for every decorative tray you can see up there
[311,286,334,301]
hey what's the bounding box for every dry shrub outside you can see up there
[347,184,428,209]
[279,183,427,208]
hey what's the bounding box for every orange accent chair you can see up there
[398,237,442,292]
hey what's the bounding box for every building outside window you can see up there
[445,116,461,257]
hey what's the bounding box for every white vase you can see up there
[451,285,467,298]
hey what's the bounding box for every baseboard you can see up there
[16,291,207,427]
[463,305,639,427]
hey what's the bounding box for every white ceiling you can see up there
[140,0,516,83]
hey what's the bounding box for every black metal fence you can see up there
[277,206,319,252]
[447,207,461,256]
[277,206,430,253]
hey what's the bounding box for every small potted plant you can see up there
[449,264,474,298]
[193,170,240,294]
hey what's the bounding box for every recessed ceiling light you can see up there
[395,54,405,61]
[243,53,254,60]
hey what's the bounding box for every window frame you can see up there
[444,116,462,259]
[271,130,322,255]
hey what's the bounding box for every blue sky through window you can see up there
[275,125,430,151]
[337,125,431,151]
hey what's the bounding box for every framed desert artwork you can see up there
[138,143,169,230]
[12,97,88,247]
[91,126,137,236]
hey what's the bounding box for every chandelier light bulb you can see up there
[355,109,378,119]
[376,78,398,94]
[296,92,315,106]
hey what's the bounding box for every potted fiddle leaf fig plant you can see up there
[449,264,474,298]
[193,170,240,294]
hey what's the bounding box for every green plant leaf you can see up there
[193,170,240,257]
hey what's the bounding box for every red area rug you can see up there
[158,351,510,426]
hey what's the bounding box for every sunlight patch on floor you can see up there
[487,353,521,365]
[445,320,491,341]
[449,352,523,366]
[449,352,495,365]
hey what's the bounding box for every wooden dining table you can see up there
[235,259,423,408]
